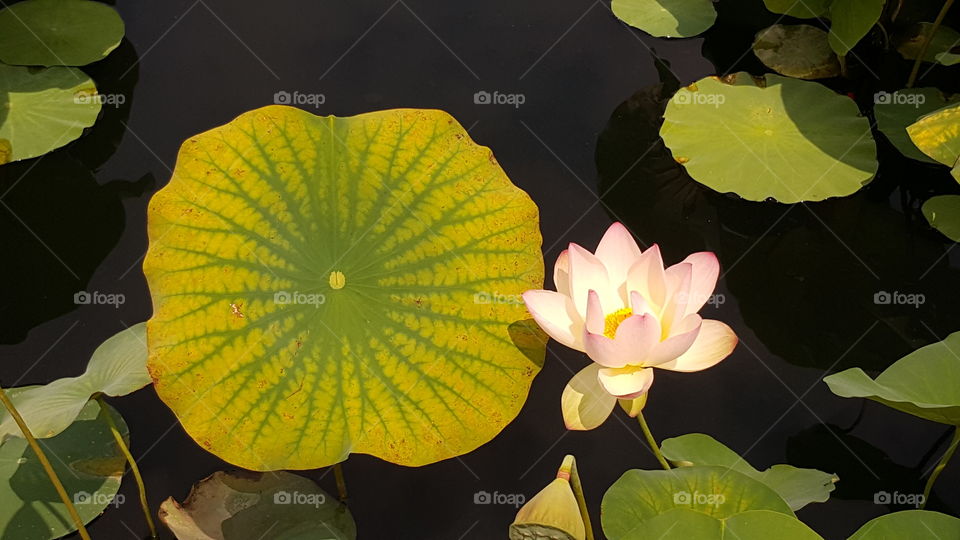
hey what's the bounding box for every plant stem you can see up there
[907,0,955,87]
[0,385,92,540]
[96,396,157,539]
[637,411,671,470]
[921,426,960,509]
[333,462,348,503]
[560,455,594,540]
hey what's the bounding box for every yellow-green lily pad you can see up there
[0,0,124,67]
[619,508,823,540]
[144,105,545,471]
[762,0,829,18]
[848,510,960,539]
[827,0,885,57]
[875,88,959,164]
[611,0,717,38]
[907,102,960,181]
[923,195,960,242]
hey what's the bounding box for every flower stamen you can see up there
[603,308,633,338]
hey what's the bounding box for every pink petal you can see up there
[656,319,738,372]
[554,249,571,297]
[594,222,642,288]
[568,243,618,318]
[645,314,702,367]
[584,313,661,368]
[522,290,585,352]
[561,363,617,430]
[627,244,667,311]
[676,252,719,316]
[597,366,655,399]
[585,290,605,336]
[661,262,692,333]
[629,290,651,316]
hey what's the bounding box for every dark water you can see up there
[1,1,959,538]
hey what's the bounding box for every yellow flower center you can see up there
[329,270,346,290]
[603,308,633,338]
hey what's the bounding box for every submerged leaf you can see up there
[611,0,717,38]
[753,25,840,80]
[923,195,960,242]
[0,0,124,66]
[145,106,545,470]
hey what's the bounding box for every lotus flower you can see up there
[522,223,737,430]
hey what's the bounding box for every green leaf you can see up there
[611,0,717,38]
[0,64,102,162]
[824,331,960,425]
[660,74,877,203]
[660,433,837,511]
[923,195,960,242]
[907,102,960,176]
[875,88,959,164]
[827,0,885,56]
[600,466,793,539]
[144,106,545,471]
[753,24,840,80]
[620,508,823,540]
[0,323,149,441]
[0,0,124,67]
[762,0,830,18]
[0,394,127,540]
[159,470,355,540]
[848,510,960,539]
[896,23,960,64]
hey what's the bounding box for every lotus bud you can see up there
[509,455,589,540]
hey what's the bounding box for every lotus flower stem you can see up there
[333,462,348,503]
[0,384,92,540]
[906,0,955,87]
[921,426,960,509]
[559,455,595,540]
[636,411,671,470]
[97,396,157,538]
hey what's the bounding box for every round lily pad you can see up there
[875,88,959,164]
[753,25,840,80]
[907,102,960,180]
[923,195,960,242]
[849,510,960,539]
[0,393,127,540]
[0,64,102,162]
[897,23,960,64]
[144,106,545,471]
[660,73,878,203]
[611,0,717,38]
[0,0,125,67]
[762,0,828,18]
[620,508,823,540]
[827,0,884,56]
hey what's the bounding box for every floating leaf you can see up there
[159,470,355,540]
[660,433,837,511]
[848,510,960,539]
[923,195,960,242]
[619,508,823,540]
[824,331,960,425]
[0,323,149,441]
[937,50,960,66]
[762,0,829,18]
[0,64,102,162]
[827,0,885,57]
[144,105,545,471]
[600,466,793,539]
[896,23,960,63]
[0,393,127,540]
[660,74,877,203]
[875,88,959,163]
[753,25,840,80]
[0,0,124,67]
[907,102,960,180]
[611,0,717,38]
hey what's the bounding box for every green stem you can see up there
[637,411,671,470]
[96,396,157,538]
[333,463,348,503]
[921,426,960,509]
[562,456,594,540]
[907,0,955,87]
[0,385,92,540]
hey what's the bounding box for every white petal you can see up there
[626,244,667,312]
[594,222,642,289]
[554,249,571,297]
[568,243,617,318]
[656,319,738,372]
[585,290,605,336]
[661,262,692,333]
[584,313,661,368]
[645,314,701,367]
[522,290,585,351]
[676,252,720,316]
[597,366,655,399]
[561,363,617,430]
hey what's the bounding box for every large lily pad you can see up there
[0,0,124,67]
[753,25,840,80]
[610,0,717,38]
[923,195,960,242]
[144,106,545,471]
[0,323,149,441]
[619,508,823,540]
[875,88,959,164]
[0,64,102,162]
[0,393,127,540]
[848,510,960,539]
[660,73,877,203]
[600,466,793,539]
[660,433,837,511]
[827,0,885,56]
[159,470,355,540]
[762,0,829,18]
[824,331,960,425]
[907,102,960,181]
